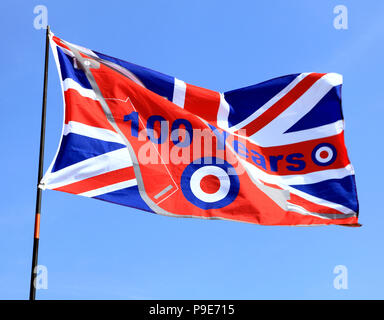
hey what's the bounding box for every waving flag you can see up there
[40,31,359,226]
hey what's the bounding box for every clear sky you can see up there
[0,0,383,299]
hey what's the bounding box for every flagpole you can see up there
[29,25,50,301]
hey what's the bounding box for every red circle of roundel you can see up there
[200,175,221,194]
[320,150,329,159]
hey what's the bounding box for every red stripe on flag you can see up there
[232,132,350,176]
[184,84,221,123]
[64,89,116,131]
[288,192,345,215]
[54,167,136,195]
[52,36,71,50]
[237,73,326,136]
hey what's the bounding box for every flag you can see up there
[40,31,359,226]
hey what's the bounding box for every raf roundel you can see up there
[181,157,240,209]
[311,143,337,166]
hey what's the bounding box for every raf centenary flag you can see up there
[40,31,359,226]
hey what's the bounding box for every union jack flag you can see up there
[40,31,359,226]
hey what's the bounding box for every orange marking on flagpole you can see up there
[34,213,41,239]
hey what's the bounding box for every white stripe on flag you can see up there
[217,93,231,130]
[40,148,133,190]
[172,78,186,108]
[63,121,125,145]
[252,120,344,147]
[63,78,97,100]
[241,160,354,186]
[63,41,99,58]
[79,179,137,197]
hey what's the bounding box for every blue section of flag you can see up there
[285,85,343,133]
[291,175,358,212]
[56,47,92,89]
[94,185,154,213]
[52,133,126,172]
[224,74,299,127]
[94,51,175,101]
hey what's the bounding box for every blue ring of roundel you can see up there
[180,157,240,210]
[311,143,337,167]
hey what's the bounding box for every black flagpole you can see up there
[29,25,50,301]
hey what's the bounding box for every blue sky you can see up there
[0,0,383,299]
